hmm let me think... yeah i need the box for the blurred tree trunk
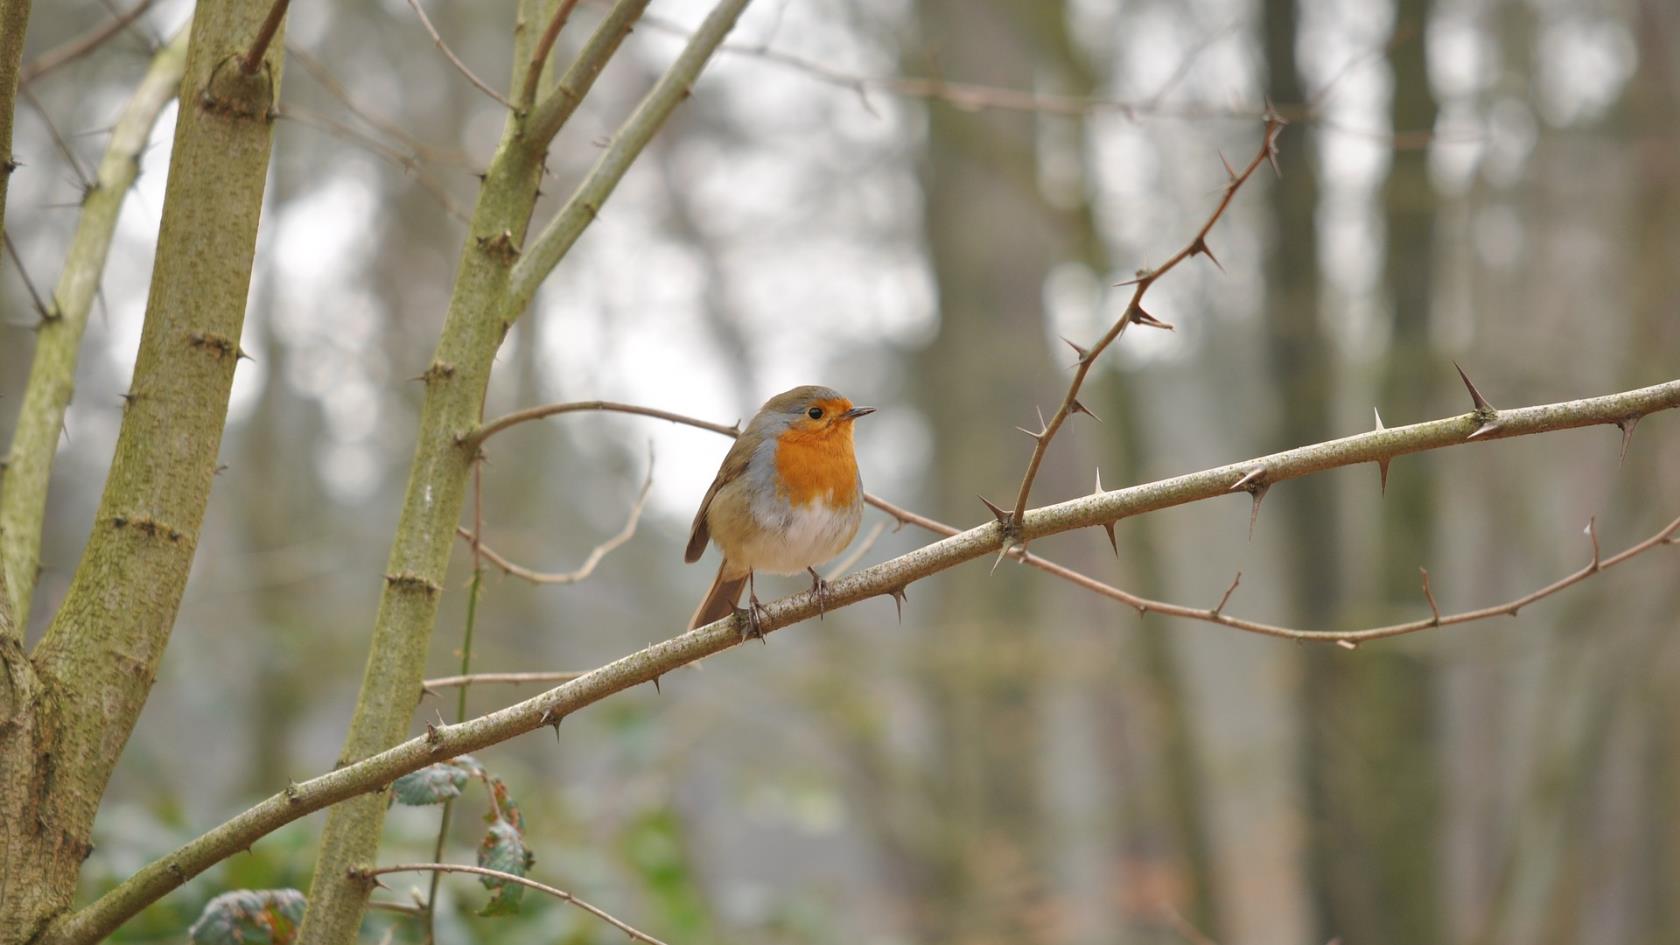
[1357,2,1445,943]
[904,1,1060,939]
[1258,3,1344,942]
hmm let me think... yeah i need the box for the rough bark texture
[0,0,30,250]
[0,26,190,632]
[0,1,283,939]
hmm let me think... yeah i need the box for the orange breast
[774,425,859,507]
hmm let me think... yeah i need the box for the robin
[686,385,875,639]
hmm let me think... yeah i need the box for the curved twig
[362,863,668,945]
[454,445,652,584]
[19,0,158,85]
[402,0,516,110]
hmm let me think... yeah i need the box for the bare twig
[402,0,516,110]
[287,47,477,170]
[19,0,157,85]
[363,864,669,945]
[423,671,585,692]
[520,0,583,106]
[239,0,289,74]
[454,446,652,584]
[1006,113,1285,539]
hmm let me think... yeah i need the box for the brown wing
[685,437,755,563]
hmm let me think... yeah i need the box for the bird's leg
[734,570,770,643]
[807,566,831,620]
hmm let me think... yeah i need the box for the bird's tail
[689,562,747,630]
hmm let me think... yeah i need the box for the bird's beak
[840,405,876,421]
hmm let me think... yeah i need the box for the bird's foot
[734,594,771,643]
[807,567,832,620]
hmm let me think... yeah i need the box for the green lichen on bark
[1,2,284,941]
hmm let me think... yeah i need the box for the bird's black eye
[807,406,824,420]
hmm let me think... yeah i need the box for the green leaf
[188,889,306,945]
[476,818,532,915]
[391,758,473,806]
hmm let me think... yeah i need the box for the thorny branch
[361,864,670,945]
[1002,113,1285,542]
[45,376,1680,943]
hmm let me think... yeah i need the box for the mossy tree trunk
[0,1,284,940]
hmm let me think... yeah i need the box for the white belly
[736,500,860,575]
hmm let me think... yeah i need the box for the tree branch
[519,0,582,107]
[1,24,190,633]
[506,0,755,320]
[360,863,669,945]
[43,376,1679,944]
[1004,111,1284,540]
[524,0,652,147]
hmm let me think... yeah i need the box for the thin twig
[287,47,477,170]
[1006,113,1284,537]
[520,0,583,106]
[19,0,157,85]
[3,232,52,318]
[423,671,585,692]
[402,0,516,110]
[239,0,290,74]
[19,83,92,189]
[365,864,669,945]
[454,446,652,584]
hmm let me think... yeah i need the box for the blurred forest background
[4,0,1679,942]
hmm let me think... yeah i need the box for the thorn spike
[1248,484,1269,539]
[1452,360,1494,412]
[1465,421,1503,440]
[1377,458,1391,495]
[978,494,1012,524]
[1191,236,1224,272]
[1093,468,1105,495]
[1132,307,1174,331]
[1616,415,1640,466]
[1102,521,1118,557]
[1373,407,1385,431]
[1070,398,1102,423]
[1218,149,1237,181]
[1061,335,1090,362]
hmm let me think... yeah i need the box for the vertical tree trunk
[0,0,30,246]
[2,1,284,938]
[904,2,1060,939]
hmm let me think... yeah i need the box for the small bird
[686,386,874,638]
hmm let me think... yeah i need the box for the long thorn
[1453,360,1493,412]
